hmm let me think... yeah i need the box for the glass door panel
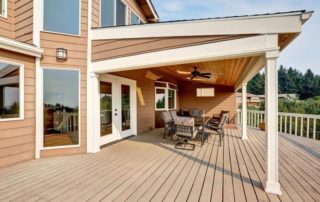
[121,85,130,131]
[100,81,112,137]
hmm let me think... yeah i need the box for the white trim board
[0,36,43,58]
[92,11,311,40]
[91,35,277,74]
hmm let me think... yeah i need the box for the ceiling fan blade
[199,73,212,76]
[177,70,191,75]
[199,75,212,79]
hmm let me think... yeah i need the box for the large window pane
[131,12,140,25]
[0,62,20,119]
[44,0,80,35]
[116,0,126,26]
[43,69,79,147]
[156,88,165,110]
[100,81,112,136]
[101,0,114,27]
[121,85,130,131]
[168,89,175,109]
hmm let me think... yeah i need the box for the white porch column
[87,72,101,153]
[264,50,282,195]
[242,83,248,140]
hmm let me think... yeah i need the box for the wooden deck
[0,128,319,202]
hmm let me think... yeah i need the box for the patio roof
[0,128,319,201]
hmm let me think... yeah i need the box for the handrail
[236,109,320,140]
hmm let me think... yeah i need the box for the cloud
[152,0,320,74]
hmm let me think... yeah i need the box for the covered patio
[0,128,319,201]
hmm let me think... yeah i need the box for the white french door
[99,75,136,146]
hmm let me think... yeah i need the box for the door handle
[115,113,118,116]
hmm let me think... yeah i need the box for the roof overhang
[92,10,312,40]
[137,0,159,22]
[0,36,43,58]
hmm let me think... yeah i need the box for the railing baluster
[313,118,317,140]
[280,115,283,133]
[289,116,292,135]
[300,117,303,137]
[295,116,298,135]
[307,118,310,138]
[284,115,287,134]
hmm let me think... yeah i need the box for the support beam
[87,73,101,153]
[242,83,248,140]
[264,50,282,195]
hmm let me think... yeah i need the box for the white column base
[264,181,282,195]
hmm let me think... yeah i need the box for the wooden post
[264,50,282,195]
[242,83,248,140]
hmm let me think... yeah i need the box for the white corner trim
[92,35,278,74]
[0,36,43,58]
[92,14,304,40]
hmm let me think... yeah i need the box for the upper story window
[43,0,81,35]
[0,0,7,18]
[101,0,127,27]
[131,11,140,25]
[0,61,24,121]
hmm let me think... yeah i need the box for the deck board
[0,128,319,202]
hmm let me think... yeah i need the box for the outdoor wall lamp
[56,48,68,60]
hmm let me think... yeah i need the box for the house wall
[39,0,88,157]
[14,0,34,44]
[0,49,35,169]
[0,0,14,39]
[92,0,148,28]
[112,69,156,134]
[178,81,237,123]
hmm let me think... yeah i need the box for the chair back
[189,109,205,117]
[220,110,229,118]
[162,111,173,124]
[218,113,229,128]
[170,110,178,121]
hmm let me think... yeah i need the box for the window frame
[155,82,177,111]
[40,67,81,150]
[130,10,141,25]
[100,0,128,27]
[0,0,7,18]
[42,0,82,36]
[0,60,24,122]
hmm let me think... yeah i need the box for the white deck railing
[236,109,320,140]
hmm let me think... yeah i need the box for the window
[101,0,127,27]
[43,69,80,148]
[43,0,80,35]
[0,0,6,17]
[196,88,215,97]
[0,61,23,120]
[131,12,140,25]
[155,82,177,111]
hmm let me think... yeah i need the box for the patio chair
[212,110,230,125]
[204,113,229,146]
[161,111,174,139]
[169,110,178,121]
[174,116,198,150]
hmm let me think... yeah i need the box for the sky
[152,0,320,75]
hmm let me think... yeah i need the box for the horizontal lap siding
[14,0,33,44]
[0,0,14,39]
[178,82,237,123]
[92,35,243,62]
[40,0,88,157]
[0,49,35,169]
[92,0,100,28]
[112,69,155,134]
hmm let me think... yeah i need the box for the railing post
[313,119,316,140]
[242,83,248,140]
[264,50,281,195]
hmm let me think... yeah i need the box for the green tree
[299,69,315,99]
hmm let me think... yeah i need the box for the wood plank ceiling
[153,57,254,87]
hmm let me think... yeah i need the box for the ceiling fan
[177,66,212,80]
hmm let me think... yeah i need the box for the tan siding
[92,0,100,28]
[112,69,156,134]
[39,0,88,157]
[92,35,251,61]
[179,81,237,123]
[0,0,14,39]
[13,0,33,44]
[0,49,35,169]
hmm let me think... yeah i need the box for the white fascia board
[0,36,43,58]
[92,14,303,40]
[91,35,278,74]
